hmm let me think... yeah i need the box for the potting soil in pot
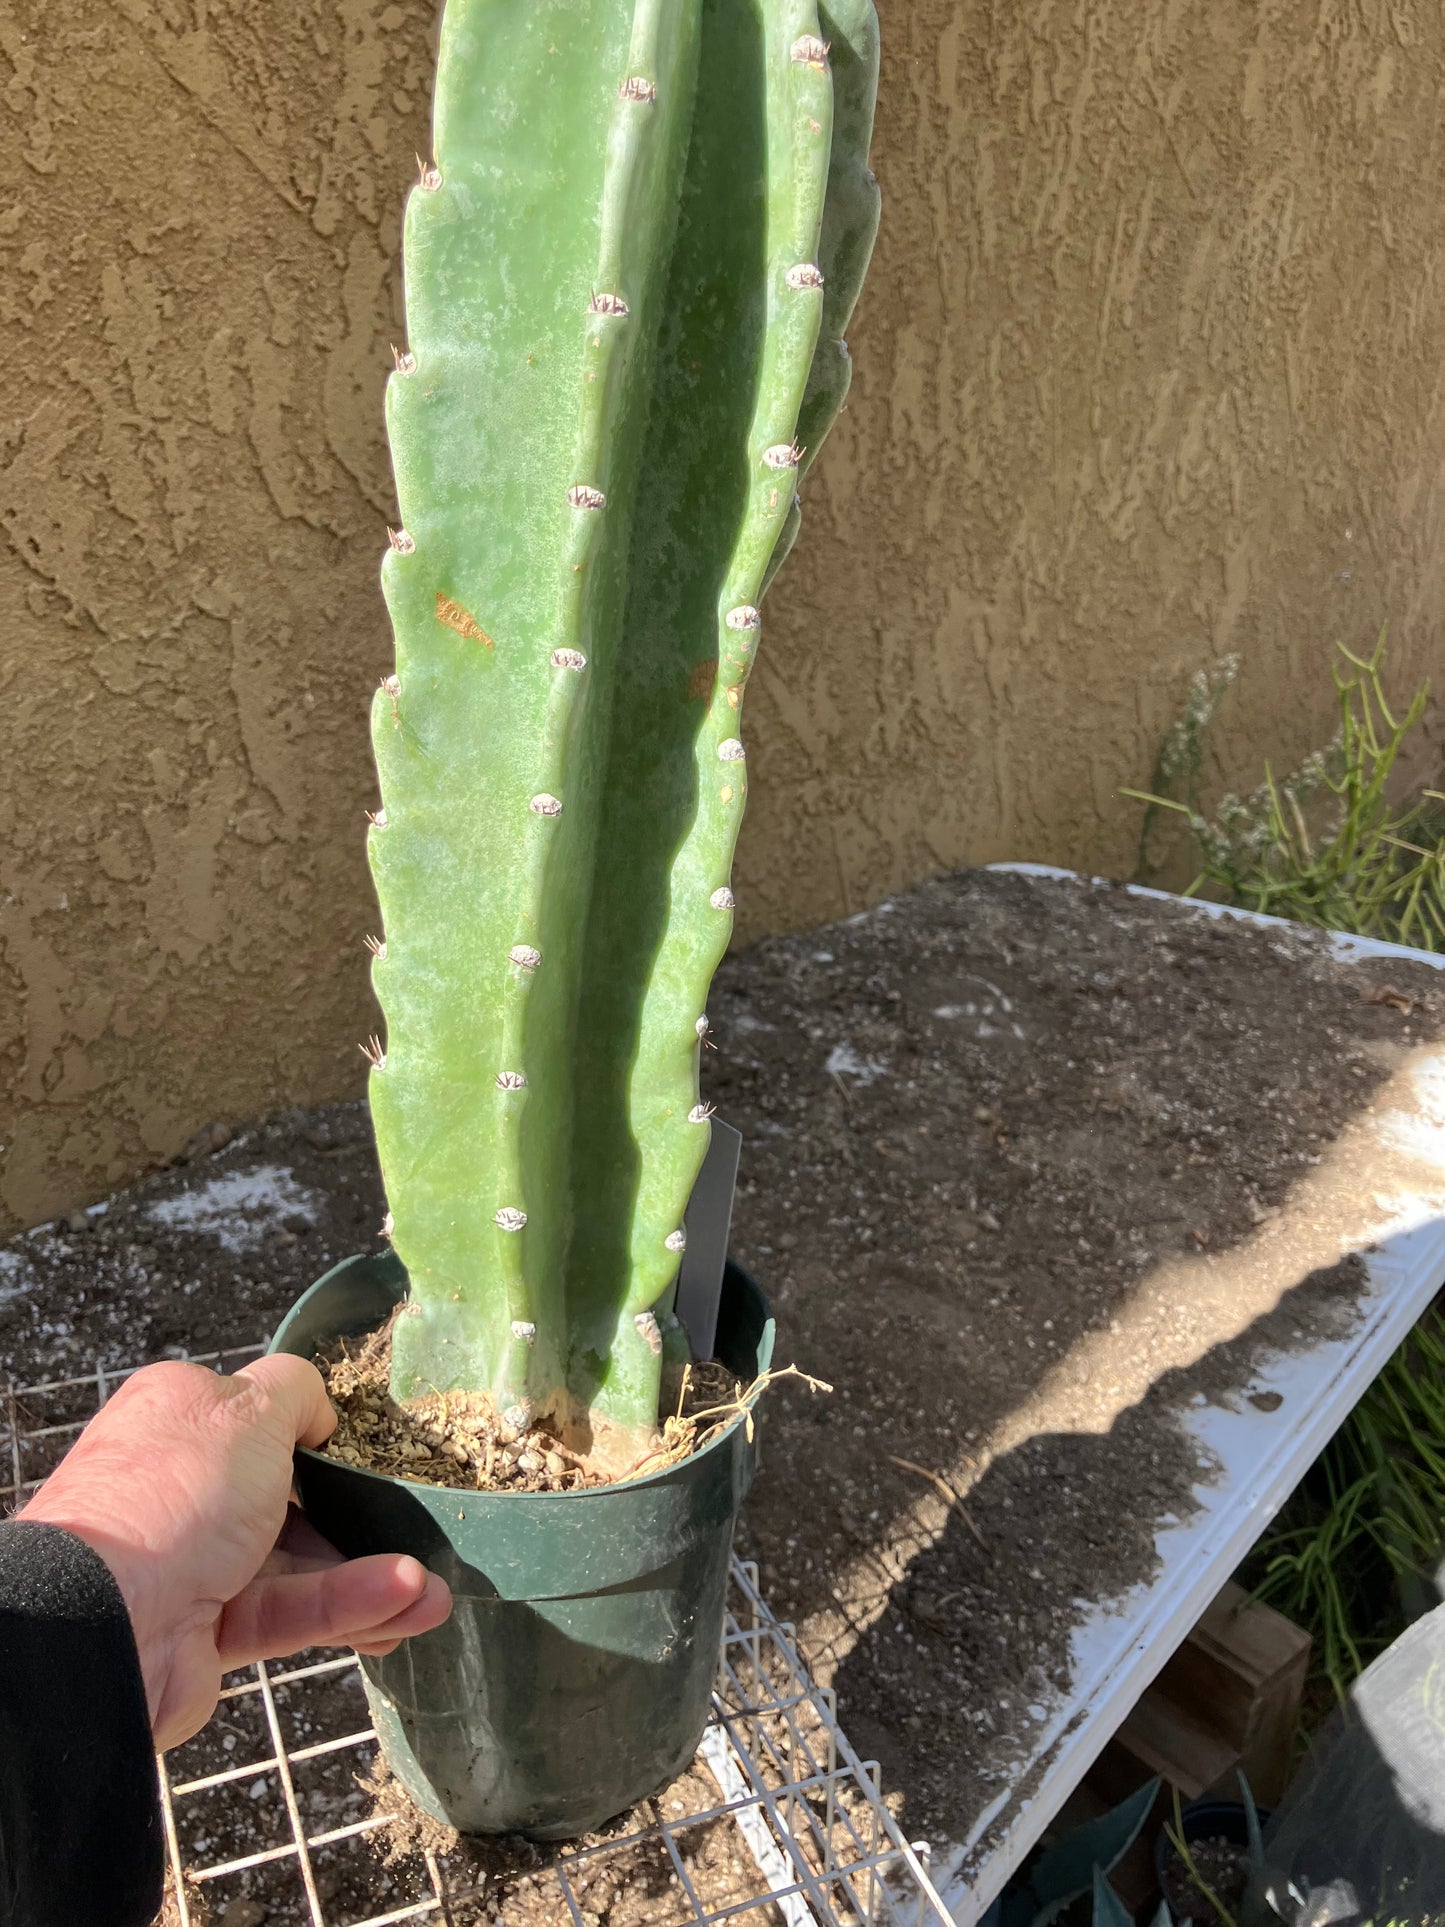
[315,1306,752,1494]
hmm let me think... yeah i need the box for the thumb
[231,1353,337,1451]
[218,1554,450,1667]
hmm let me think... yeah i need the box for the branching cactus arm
[594,1,881,1436]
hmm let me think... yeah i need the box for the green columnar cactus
[368,0,879,1464]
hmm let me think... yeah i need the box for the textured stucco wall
[4,0,1445,1228]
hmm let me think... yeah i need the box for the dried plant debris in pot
[157,1866,215,1927]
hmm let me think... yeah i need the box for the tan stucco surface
[4,0,1444,1228]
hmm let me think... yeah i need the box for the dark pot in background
[1155,1798,1271,1894]
[269,1250,773,1840]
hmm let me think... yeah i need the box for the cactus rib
[763,0,881,597]
[566,0,839,1433]
[488,0,683,1417]
[621,0,835,1331]
[796,0,882,478]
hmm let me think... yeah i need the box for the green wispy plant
[1125,632,1444,951]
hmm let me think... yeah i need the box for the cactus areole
[367,0,879,1468]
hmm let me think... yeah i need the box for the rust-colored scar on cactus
[435,593,494,646]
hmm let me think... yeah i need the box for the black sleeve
[0,1521,163,1927]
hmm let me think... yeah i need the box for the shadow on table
[823,1254,1410,1853]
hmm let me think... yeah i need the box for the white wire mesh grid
[4,1348,954,1927]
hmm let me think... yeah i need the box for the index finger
[234,1353,338,1451]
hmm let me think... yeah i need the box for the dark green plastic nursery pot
[269,1250,774,1840]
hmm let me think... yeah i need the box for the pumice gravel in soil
[319,1311,747,1494]
[323,1328,606,1494]
[5,867,1443,1862]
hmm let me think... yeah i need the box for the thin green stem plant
[1124,630,1444,951]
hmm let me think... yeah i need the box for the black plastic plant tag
[674,1119,742,1361]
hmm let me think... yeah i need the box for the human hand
[19,1355,451,1749]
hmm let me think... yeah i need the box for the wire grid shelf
[4,1348,953,1927]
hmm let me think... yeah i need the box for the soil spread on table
[5,867,1444,1865]
[317,1311,746,1495]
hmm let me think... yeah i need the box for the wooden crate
[1113,1578,1310,1806]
